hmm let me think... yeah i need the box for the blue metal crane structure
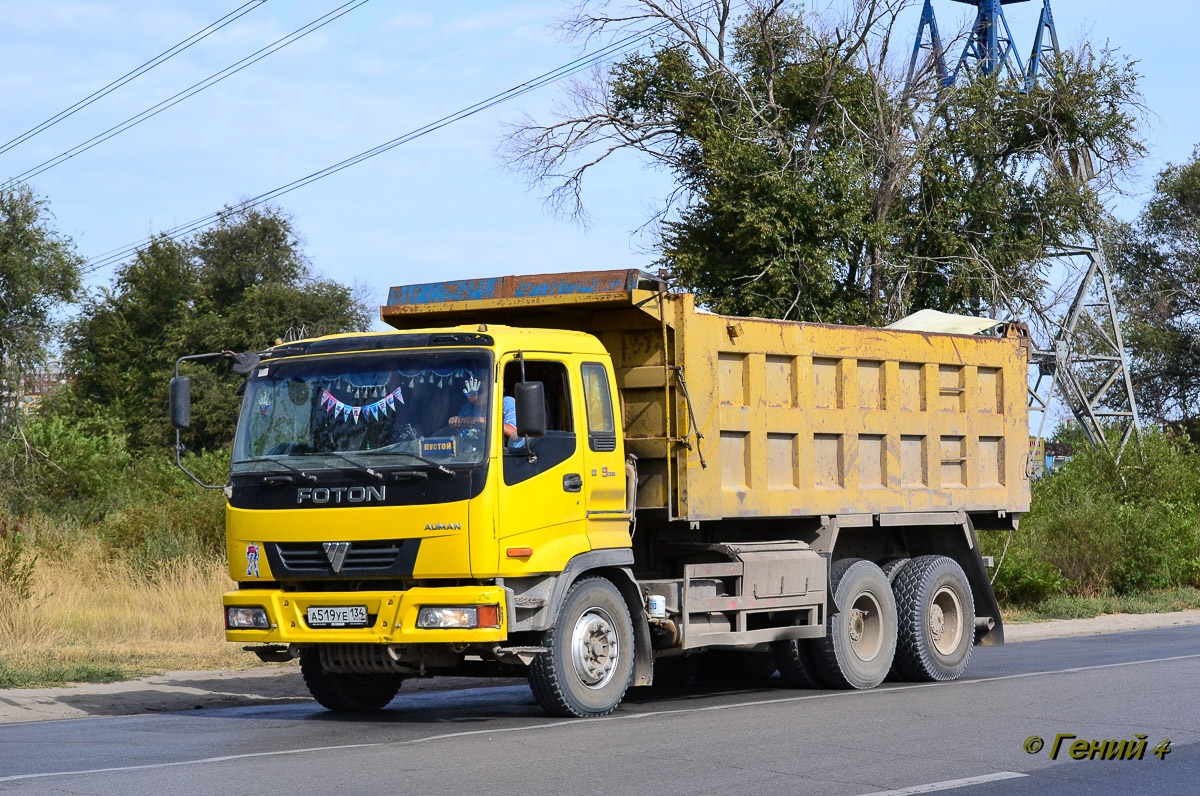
[908,0,1059,90]
[907,0,1142,460]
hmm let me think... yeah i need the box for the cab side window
[581,362,617,452]
[503,359,576,485]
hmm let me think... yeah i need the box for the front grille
[278,542,399,571]
[265,539,421,580]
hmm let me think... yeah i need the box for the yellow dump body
[381,269,1031,524]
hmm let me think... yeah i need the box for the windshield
[231,350,493,476]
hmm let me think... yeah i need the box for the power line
[0,1,268,158]
[6,0,370,188]
[82,13,688,274]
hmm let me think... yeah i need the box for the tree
[57,205,370,452]
[1114,147,1200,433]
[505,0,1144,325]
[0,184,82,425]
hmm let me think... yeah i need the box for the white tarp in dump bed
[885,309,1001,335]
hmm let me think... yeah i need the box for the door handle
[563,473,583,492]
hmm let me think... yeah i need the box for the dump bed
[382,269,1032,524]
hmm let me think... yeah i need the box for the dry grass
[0,543,285,686]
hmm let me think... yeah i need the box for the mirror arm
[174,430,225,490]
[172,351,235,491]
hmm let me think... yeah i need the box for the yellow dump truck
[169,269,1030,717]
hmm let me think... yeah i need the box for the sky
[1,0,1196,332]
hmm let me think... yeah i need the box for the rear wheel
[810,559,897,689]
[893,555,975,682]
[299,649,402,712]
[528,576,634,717]
[773,637,824,688]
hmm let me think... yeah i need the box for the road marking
[2,651,1199,783]
[0,743,385,782]
[856,771,1028,795]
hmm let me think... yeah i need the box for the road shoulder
[2,609,1198,725]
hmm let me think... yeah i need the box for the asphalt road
[1,626,1196,795]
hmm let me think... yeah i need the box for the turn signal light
[506,547,533,558]
[476,604,500,628]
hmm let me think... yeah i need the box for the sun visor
[885,309,1001,335]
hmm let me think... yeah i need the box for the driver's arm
[502,395,518,441]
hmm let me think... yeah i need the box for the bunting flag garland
[321,390,401,425]
[317,375,434,426]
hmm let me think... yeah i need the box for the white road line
[0,742,385,782]
[3,651,1199,783]
[856,771,1029,795]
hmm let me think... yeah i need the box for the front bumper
[224,585,509,645]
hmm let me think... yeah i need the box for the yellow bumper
[224,586,509,645]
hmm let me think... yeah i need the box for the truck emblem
[424,523,462,531]
[297,486,386,504]
[323,542,351,573]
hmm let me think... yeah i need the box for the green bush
[1,414,131,517]
[2,411,230,573]
[97,451,229,573]
[983,431,1200,604]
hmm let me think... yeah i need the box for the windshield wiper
[239,456,317,482]
[321,450,385,480]
[358,449,454,476]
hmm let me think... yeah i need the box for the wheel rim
[847,591,884,662]
[570,606,620,689]
[929,585,963,656]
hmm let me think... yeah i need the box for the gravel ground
[2,609,1197,725]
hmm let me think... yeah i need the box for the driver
[449,376,521,447]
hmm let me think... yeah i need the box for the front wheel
[299,649,402,712]
[528,576,634,717]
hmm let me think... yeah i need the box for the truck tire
[773,638,824,688]
[299,649,402,712]
[892,555,975,682]
[528,576,634,717]
[879,557,911,682]
[879,557,910,584]
[810,558,898,690]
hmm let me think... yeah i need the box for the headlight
[416,605,500,629]
[226,606,270,629]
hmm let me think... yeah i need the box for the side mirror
[514,381,546,438]
[169,376,192,429]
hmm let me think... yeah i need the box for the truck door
[580,361,630,549]
[495,356,589,563]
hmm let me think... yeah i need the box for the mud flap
[960,516,1004,646]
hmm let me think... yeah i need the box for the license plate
[306,605,369,628]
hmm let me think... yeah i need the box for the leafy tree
[1114,147,1200,433]
[56,205,370,452]
[0,184,82,424]
[506,0,1144,325]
